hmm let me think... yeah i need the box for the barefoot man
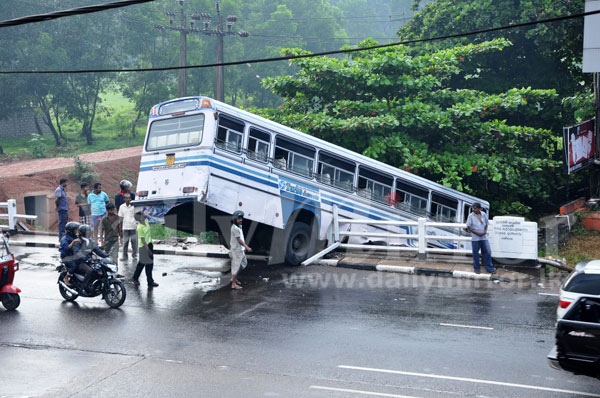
[230,211,252,290]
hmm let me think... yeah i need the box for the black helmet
[232,210,244,221]
[65,222,80,237]
[79,224,91,238]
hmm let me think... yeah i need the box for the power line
[1,8,597,75]
[0,0,155,28]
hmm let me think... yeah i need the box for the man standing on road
[75,183,91,226]
[466,202,495,274]
[115,180,135,211]
[118,193,138,263]
[88,182,109,242]
[99,203,122,266]
[230,211,252,290]
[132,211,158,288]
[55,178,69,240]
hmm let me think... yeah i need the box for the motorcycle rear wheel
[58,273,79,301]
[103,280,126,308]
[1,293,20,311]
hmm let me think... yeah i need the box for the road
[1,246,598,397]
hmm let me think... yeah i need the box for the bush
[29,135,47,158]
[68,156,99,185]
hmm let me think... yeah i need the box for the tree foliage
[259,39,562,216]
[400,0,587,97]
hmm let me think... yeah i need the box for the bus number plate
[166,155,175,166]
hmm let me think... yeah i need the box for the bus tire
[285,222,316,266]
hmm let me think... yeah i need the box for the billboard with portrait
[563,119,596,175]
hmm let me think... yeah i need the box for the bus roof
[148,96,489,207]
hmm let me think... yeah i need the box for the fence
[303,204,472,266]
[0,199,37,231]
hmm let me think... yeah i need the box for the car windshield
[146,113,205,151]
[564,273,600,295]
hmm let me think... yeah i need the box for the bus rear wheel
[285,222,315,266]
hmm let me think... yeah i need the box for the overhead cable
[1,8,597,75]
[0,0,155,28]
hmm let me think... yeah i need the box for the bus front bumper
[132,195,199,225]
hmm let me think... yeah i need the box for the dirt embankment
[0,147,142,231]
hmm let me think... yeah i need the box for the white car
[557,260,600,319]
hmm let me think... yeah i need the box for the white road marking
[439,323,494,330]
[309,385,420,398]
[235,301,268,318]
[538,293,560,297]
[338,365,600,397]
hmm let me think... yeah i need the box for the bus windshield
[146,113,205,151]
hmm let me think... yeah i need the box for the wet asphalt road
[1,246,598,398]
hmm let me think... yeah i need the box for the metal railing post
[7,199,17,230]
[333,204,340,242]
[417,217,427,260]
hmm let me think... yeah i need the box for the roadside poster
[563,119,596,175]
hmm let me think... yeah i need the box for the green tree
[0,1,124,145]
[259,39,562,216]
[399,0,587,98]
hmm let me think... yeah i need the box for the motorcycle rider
[59,222,81,286]
[58,222,93,294]
[75,224,109,258]
[71,224,109,294]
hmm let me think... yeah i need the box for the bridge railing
[303,204,471,266]
[0,199,37,232]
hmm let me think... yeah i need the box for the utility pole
[154,0,195,97]
[192,2,249,102]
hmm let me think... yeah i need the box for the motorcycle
[56,254,126,308]
[0,232,21,311]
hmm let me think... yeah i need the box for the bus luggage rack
[302,204,472,266]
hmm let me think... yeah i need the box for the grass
[0,90,146,161]
[559,224,600,266]
[148,224,219,244]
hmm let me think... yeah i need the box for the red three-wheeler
[0,232,21,311]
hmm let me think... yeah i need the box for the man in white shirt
[118,193,138,262]
[466,202,495,274]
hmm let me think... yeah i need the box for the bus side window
[357,166,393,203]
[217,115,244,153]
[274,136,315,178]
[395,179,428,216]
[317,152,355,191]
[247,127,270,163]
[430,193,458,222]
[463,203,472,223]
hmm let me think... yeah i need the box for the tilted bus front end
[133,97,227,234]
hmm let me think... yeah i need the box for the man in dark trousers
[115,180,135,211]
[466,202,496,274]
[55,177,69,240]
[132,211,158,288]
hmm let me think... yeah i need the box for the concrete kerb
[317,259,512,283]
[9,239,513,282]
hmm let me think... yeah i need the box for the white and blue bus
[133,96,489,265]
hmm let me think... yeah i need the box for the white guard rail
[0,199,37,231]
[303,204,471,266]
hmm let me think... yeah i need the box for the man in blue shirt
[55,177,69,240]
[87,182,109,242]
[466,202,495,274]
